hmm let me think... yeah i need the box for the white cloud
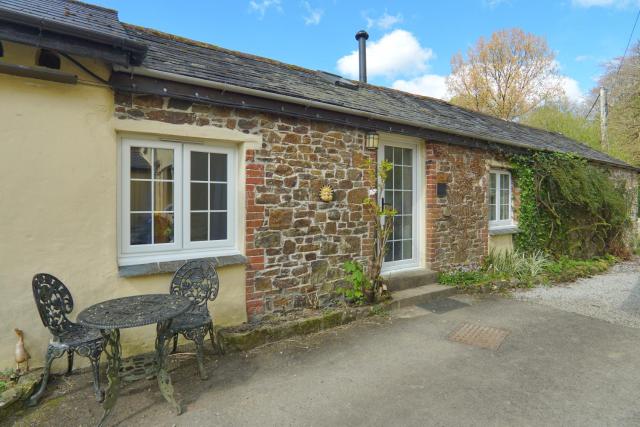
[336,30,434,79]
[302,2,323,25]
[558,76,586,104]
[484,0,509,7]
[392,75,450,100]
[575,55,592,62]
[249,0,282,18]
[366,12,403,30]
[572,0,638,7]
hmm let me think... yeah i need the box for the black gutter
[0,8,147,64]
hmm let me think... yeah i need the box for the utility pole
[600,87,609,152]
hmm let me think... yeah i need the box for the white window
[489,170,513,229]
[119,138,237,265]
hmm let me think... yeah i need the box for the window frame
[488,170,513,230]
[118,137,237,266]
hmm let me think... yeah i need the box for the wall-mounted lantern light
[365,131,379,151]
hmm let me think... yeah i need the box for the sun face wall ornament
[319,185,334,202]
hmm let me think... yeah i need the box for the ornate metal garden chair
[28,273,104,406]
[169,259,224,380]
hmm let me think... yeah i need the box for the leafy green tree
[521,104,600,150]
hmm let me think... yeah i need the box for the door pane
[383,145,415,263]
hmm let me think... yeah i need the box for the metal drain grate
[448,322,509,350]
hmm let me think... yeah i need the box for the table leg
[98,329,121,427]
[155,319,182,415]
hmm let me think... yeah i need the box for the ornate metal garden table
[77,294,192,427]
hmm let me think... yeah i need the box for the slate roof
[0,0,144,52]
[123,24,635,171]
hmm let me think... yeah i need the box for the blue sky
[92,0,639,104]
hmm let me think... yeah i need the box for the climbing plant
[510,152,633,259]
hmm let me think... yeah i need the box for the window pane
[402,217,412,240]
[394,191,402,214]
[210,212,227,240]
[154,213,174,244]
[210,153,227,181]
[154,148,174,180]
[130,213,151,245]
[402,240,413,259]
[191,183,208,210]
[500,174,510,220]
[402,192,412,214]
[191,151,208,181]
[394,147,403,164]
[393,166,403,189]
[402,148,412,166]
[384,241,393,262]
[489,173,497,221]
[384,145,393,162]
[210,183,227,210]
[402,166,412,190]
[393,241,402,260]
[130,181,151,211]
[393,216,402,240]
[191,213,208,241]
[154,182,173,212]
[130,147,151,179]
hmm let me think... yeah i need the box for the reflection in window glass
[189,151,228,242]
[129,146,174,245]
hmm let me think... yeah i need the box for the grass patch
[438,250,617,293]
[0,380,6,394]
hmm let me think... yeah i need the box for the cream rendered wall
[0,42,246,369]
[488,234,514,253]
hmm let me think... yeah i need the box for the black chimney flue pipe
[355,30,369,83]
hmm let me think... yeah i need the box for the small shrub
[338,261,371,305]
[0,380,6,394]
[484,249,549,282]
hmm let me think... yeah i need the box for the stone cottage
[0,0,637,367]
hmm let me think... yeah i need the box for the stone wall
[426,142,492,271]
[115,93,375,320]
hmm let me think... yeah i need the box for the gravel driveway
[515,257,640,328]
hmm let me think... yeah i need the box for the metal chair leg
[172,334,178,354]
[28,345,64,406]
[194,334,208,380]
[209,322,225,355]
[66,351,74,375]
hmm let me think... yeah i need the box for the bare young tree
[447,28,563,121]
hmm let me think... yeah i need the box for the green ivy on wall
[510,152,633,259]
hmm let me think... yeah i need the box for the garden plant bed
[438,254,618,294]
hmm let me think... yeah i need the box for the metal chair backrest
[169,260,219,314]
[32,273,75,336]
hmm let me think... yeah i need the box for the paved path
[9,290,640,427]
[515,258,640,328]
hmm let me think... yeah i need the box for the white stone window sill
[489,225,519,236]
